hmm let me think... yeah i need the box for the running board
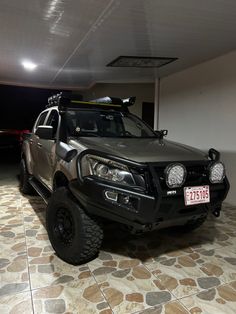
[29,177,51,204]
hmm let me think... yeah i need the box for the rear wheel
[46,187,103,265]
[19,159,35,194]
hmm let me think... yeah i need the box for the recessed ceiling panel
[0,0,236,88]
[107,56,178,68]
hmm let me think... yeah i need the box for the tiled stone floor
[0,182,236,313]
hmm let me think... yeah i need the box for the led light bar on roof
[107,56,178,68]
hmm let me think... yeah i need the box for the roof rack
[47,92,136,111]
[47,92,82,108]
[90,96,136,107]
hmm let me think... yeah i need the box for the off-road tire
[46,187,103,265]
[19,159,35,195]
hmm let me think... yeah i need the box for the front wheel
[46,187,103,265]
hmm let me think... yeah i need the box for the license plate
[184,185,210,206]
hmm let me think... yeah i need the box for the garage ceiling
[1,0,236,89]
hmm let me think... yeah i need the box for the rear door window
[34,111,48,131]
[46,110,59,138]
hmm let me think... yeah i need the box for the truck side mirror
[35,126,54,140]
[155,129,168,138]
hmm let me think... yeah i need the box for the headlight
[209,162,225,183]
[165,163,186,188]
[80,154,136,185]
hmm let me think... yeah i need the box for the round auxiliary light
[209,162,225,183]
[165,163,187,188]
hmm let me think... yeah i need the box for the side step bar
[29,177,51,204]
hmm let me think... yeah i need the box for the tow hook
[213,209,220,217]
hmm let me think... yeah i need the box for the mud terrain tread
[46,187,103,265]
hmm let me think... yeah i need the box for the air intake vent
[107,56,178,68]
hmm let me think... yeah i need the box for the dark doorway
[0,85,65,171]
[142,102,154,129]
[0,85,62,130]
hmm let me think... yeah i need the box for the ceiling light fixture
[22,60,38,71]
[107,56,178,68]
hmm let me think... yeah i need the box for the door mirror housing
[155,129,168,139]
[35,126,54,140]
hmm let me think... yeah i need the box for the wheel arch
[21,141,33,174]
[21,152,31,173]
[53,171,69,191]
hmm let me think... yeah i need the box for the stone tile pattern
[0,183,236,313]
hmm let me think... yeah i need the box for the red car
[0,129,29,151]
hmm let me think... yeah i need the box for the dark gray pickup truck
[20,93,229,265]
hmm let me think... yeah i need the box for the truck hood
[70,137,207,163]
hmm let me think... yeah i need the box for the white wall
[82,83,154,117]
[159,50,236,205]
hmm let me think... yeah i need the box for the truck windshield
[66,110,157,138]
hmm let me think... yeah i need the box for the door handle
[37,143,42,148]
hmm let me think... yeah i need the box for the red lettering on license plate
[184,186,210,206]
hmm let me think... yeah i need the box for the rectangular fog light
[104,190,118,202]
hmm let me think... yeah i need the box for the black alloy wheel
[54,207,75,246]
[46,187,103,265]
